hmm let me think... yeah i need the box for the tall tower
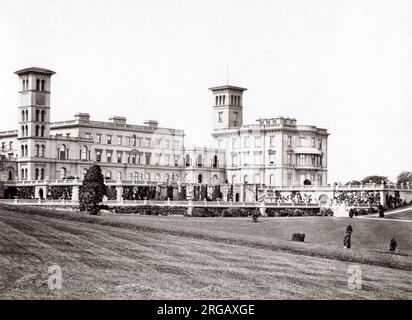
[15,67,55,181]
[209,85,247,130]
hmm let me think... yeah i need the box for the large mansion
[0,67,329,188]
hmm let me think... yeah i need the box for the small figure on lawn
[344,225,353,249]
[389,239,397,253]
[252,212,259,222]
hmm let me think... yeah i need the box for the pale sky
[0,0,411,183]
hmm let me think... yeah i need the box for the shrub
[291,233,305,242]
[112,206,186,215]
[367,207,375,215]
[105,186,117,201]
[49,186,73,200]
[17,186,35,199]
[348,208,355,218]
[358,208,367,216]
[320,208,334,216]
[79,165,106,215]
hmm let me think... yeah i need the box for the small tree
[79,165,106,215]
[361,175,389,185]
[397,171,412,186]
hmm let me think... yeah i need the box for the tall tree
[397,171,412,185]
[79,165,106,215]
[361,175,389,184]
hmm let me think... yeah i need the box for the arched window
[36,110,40,122]
[185,154,191,166]
[21,145,24,157]
[21,168,24,180]
[59,167,67,179]
[244,175,248,184]
[41,126,45,137]
[35,168,39,180]
[59,145,66,160]
[106,171,112,180]
[35,125,40,137]
[222,95,226,105]
[117,172,122,181]
[36,79,41,91]
[81,146,88,160]
[139,173,143,181]
[21,126,24,136]
[213,155,218,168]
[165,173,170,182]
[215,96,218,105]
[35,144,40,157]
[155,173,160,182]
[145,173,150,181]
[41,110,45,122]
[8,170,13,181]
[134,172,138,181]
[25,125,28,136]
[230,95,233,105]
[129,173,133,180]
[22,110,25,122]
[198,174,203,184]
[175,174,180,182]
[219,95,222,105]
[40,168,45,180]
[213,175,219,184]
[41,145,45,157]
[82,168,88,179]
[24,145,28,157]
[197,154,202,167]
[41,80,45,91]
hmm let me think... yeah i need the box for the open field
[0,207,411,299]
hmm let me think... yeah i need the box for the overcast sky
[0,0,411,183]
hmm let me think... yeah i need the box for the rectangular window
[287,154,292,165]
[96,151,101,162]
[318,140,323,150]
[96,134,101,143]
[9,141,13,150]
[218,112,223,123]
[132,154,136,164]
[86,133,91,139]
[117,152,122,163]
[232,138,237,149]
[145,138,151,147]
[269,153,275,164]
[155,153,161,165]
[118,136,123,145]
[145,153,151,165]
[270,136,275,147]
[254,137,261,148]
[173,140,179,150]
[312,138,316,147]
[107,152,112,163]
[287,174,292,186]
[126,137,130,146]
[287,136,292,147]
[155,139,161,148]
[243,136,249,148]
[165,140,170,149]
[107,135,112,145]
[1,142,5,151]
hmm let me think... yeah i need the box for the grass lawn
[0,207,411,299]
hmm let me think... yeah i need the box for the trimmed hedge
[266,207,323,217]
[191,207,260,217]
[112,205,187,216]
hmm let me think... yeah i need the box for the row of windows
[22,78,47,91]
[89,134,181,150]
[21,109,46,122]
[215,95,241,106]
[20,125,47,137]
[1,141,13,152]
[220,136,324,150]
[185,154,219,167]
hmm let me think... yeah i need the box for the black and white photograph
[0,0,411,310]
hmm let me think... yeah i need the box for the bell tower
[209,85,247,130]
[15,67,55,180]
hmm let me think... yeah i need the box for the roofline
[208,85,247,92]
[14,67,56,76]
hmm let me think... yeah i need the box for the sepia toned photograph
[0,0,411,308]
